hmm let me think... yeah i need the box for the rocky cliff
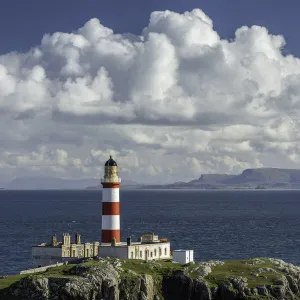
[2,257,300,300]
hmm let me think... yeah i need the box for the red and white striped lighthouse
[101,156,121,244]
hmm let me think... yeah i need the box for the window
[150,252,153,258]
[164,248,167,255]
[154,249,157,257]
[140,251,142,258]
[72,250,75,257]
[159,248,162,256]
[131,252,134,259]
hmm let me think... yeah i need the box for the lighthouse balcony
[101,177,121,184]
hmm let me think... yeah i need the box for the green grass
[205,258,282,288]
[0,275,26,300]
[37,263,77,278]
[0,275,25,291]
[120,259,181,276]
[94,258,184,292]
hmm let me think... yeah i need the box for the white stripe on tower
[102,215,120,230]
[102,188,120,202]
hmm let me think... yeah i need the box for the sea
[1,189,300,275]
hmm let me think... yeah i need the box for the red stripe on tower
[101,156,121,244]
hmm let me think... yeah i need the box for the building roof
[99,241,170,248]
[32,241,99,248]
[105,156,117,166]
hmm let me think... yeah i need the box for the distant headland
[88,167,300,190]
[138,168,300,190]
[2,168,300,190]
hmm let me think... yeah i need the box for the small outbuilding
[172,249,194,264]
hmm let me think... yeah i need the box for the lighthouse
[98,155,171,261]
[101,156,121,244]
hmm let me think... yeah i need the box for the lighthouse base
[101,230,120,244]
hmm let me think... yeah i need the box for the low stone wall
[20,263,64,275]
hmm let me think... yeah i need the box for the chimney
[75,232,81,245]
[62,233,66,245]
[51,234,57,246]
[62,233,70,246]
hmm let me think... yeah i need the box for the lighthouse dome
[105,156,117,166]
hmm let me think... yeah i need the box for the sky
[1,0,300,183]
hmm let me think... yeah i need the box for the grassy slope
[0,258,297,299]
[203,258,282,288]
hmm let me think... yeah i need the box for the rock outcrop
[2,258,300,299]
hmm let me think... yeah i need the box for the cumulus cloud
[0,8,300,183]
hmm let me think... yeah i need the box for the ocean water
[1,189,300,275]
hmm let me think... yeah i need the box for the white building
[172,250,194,264]
[99,233,171,261]
[32,233,99,267]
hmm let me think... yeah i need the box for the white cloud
[0,8,300,183]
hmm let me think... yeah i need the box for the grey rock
[286,275,299,293]
[251,287,258,296]
[140,274,154,300]
[193,279,212,300]
[197,266,212,277]
[139,291,147,300]
[218,281,238,300]
[231,276,248,291]
[257,285,269,296]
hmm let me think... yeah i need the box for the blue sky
[0,0,298,55]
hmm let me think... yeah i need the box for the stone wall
[99,245,128,259]
[20,263,64,275]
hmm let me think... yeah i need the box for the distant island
[3,168,300,190]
